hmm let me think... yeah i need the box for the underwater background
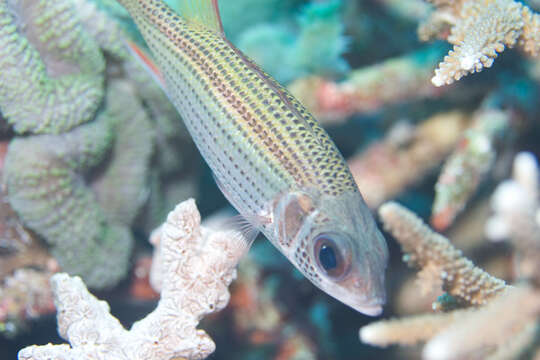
[1,0,540,359]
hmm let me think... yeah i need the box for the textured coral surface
[18,199,247,360]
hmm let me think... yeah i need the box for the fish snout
[352,269,386,316]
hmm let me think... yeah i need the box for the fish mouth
[354,303,383,316]
[341,298,385,316]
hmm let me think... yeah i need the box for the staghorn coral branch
[487,321,539,360]
[423,286,540,360]
[521,6,540,57]
[426,0,540,86]
[348,112,468,208]
[362,201,540,359]
[379,201,507,306]
[360,309,471,347]
[18,199,248,360]
[431,107,510,230]
[486,152,540,285]
[0,0,105,134]
[288,45,447,123]
[360,285,540,360]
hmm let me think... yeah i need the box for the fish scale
[118,0,389,316]
[122,0,358,219]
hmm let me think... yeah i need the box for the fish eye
[314,233,351,279]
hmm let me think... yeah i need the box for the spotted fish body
[118,0,388,315]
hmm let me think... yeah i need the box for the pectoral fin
[212,172,272,251]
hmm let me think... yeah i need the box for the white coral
[426,0,540,86]
[18,199,248,360]
[431,0,524,86]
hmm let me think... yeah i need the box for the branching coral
[421,0,540,86]
[0,0,105,134]
[289,45,447,123]
[348,111,468,208]
[431,107,510,230]
[360,202,540,359]
[361,285,540,360]
[486,152,540,285]
[18,199,248,360]
[378,202,507,306]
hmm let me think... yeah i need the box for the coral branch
[361,285,540,360]
[431,107,510,230]
[424,0,540,86]
[0,0,105,134]
[423,286,540,360]
[360,309,469,347]
[289,46,447,123]
[379,201,507,306]
[486,152,540,285]
[362,201,540,359]
[18,199,247,360]
[348,112,468,208]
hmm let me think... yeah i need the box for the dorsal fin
[176,0,224,34]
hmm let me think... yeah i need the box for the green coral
[91,80,154,226]
[292,0,349,76]
[122,57,190,175]
[74,0,129,59]
[3,80,155,288]
[234,0,348,84]
[217,0,305,41]
[0,0,105,134]
[3,110,133,288]
[0,0,160,287]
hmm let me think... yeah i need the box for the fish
[117,0,388,316]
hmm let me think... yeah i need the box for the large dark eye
[314,233,350,279]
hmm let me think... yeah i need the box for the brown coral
[348,112,468,208]
[361,201,540,359]
[422,0,540,86]
[379,201,507,306]
[361,285,540,360]
[288,46,447,123]
[431,107,510,230]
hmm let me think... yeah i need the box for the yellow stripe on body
[126,0,359,219]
